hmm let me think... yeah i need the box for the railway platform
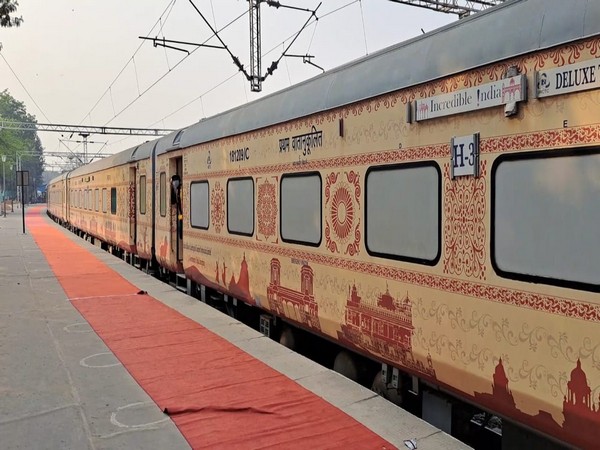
[0,205,471,450]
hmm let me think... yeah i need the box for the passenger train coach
[48,0,600,448]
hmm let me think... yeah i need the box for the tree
[0,90,44,202]
[0,0,22,28]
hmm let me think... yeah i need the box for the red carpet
[27,206,395,449]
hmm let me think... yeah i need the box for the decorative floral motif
[325,171,361,255]
[116,184,128,218]
[443,161,487,279]
[331,187,354,239]
[181,181,189,224]
[210,182,225,233]
[128,182,135,219]
[256,177,277,242]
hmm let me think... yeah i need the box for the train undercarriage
[51,214,567,450]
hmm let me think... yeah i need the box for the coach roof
[178,0,600,149]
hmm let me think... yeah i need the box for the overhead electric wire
[150,0,362,129]
[209,0,218,29]
[78,0,178,125]
[103,0,364,150]
[0,52,51,123]
[102,7,248,127]
[359,0,369,54]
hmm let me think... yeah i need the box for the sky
[0,0,457,171]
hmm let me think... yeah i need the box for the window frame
[159,172,166,217]
[491,147,600,293]
[139,175,147,215]
[364,161,442,266]
[110,187,117,215]
[279,171,322,247]
[102,188,107,213]
[226,176,255,237]
[190,180,210,230]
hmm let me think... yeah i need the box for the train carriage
[46,172,68,225]
[48,0,600,448]
[132,140,156,262]
[153,132,186,274]
[67,149,139,252]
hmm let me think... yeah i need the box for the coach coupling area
[0,206,470,450]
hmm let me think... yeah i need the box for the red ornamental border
[186,124,600,182]
[189,233,600,323]
[482,125,600,153]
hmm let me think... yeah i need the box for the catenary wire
[77,0,178,125]
[104,0,362,150]
[0,52,51,123]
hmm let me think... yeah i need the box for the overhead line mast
[144,0,321,93]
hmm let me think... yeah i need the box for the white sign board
[536,59,600,98]
[415,75,526,121]
[451,133,480,178]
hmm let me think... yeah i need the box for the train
[47,0,600,448]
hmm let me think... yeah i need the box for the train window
[102,188,107,213]
[492,149,600,292]
[110,187,117,215]
[365,162,440,265]
[139,176,146,215]
[280,172,322,246]
[227,177,254,236]
[94,189,99,212]
[160,172,166,217]
[190,181,209,229]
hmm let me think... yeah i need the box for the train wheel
[371,371,403,406]
[279,327,296,350]
[333,351,359,382]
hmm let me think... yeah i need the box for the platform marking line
[0,403,80,425]
[79,352,123,368]
[63,322,92,333]
[45,323,98,450]
[110,401,170,429]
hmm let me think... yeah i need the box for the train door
[170,157,183,262]
[65,172,71,225]
[64,183,69,224]
[129,167,136,244]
